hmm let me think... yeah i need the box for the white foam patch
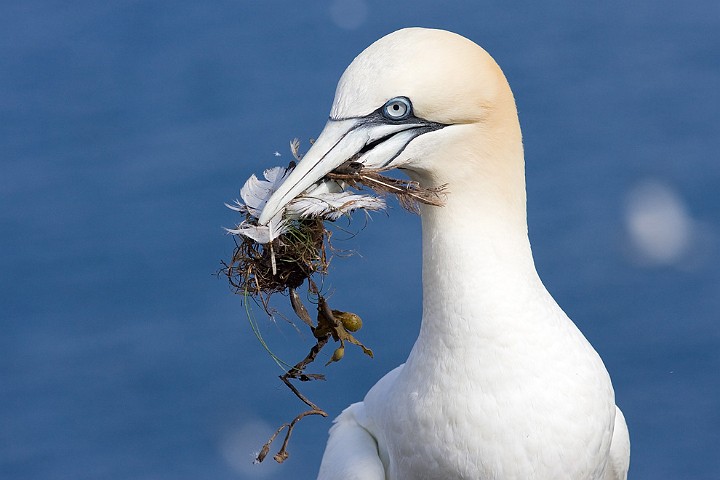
[219,419,280,477]
[329,0,368,30]
[623,179,708,268]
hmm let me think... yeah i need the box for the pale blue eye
[382,97,412,120]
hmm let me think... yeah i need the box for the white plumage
[227,165,384,243]
[258,28,630,480]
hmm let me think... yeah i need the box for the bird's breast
[363,319,616,479]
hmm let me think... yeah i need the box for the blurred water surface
[2,1,719,479]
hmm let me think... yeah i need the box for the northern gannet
[258,27,630,480]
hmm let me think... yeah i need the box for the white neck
[404,125,552,370]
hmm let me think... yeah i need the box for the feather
[225,217,289,244]
[239,166,293,217]
[227,164,385,243]
[288,192,385,220]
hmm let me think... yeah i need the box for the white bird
[258,27,630,480]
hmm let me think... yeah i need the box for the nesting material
[223,140,446,464]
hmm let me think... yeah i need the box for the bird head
[258,27,523,226]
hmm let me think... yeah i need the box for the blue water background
[2,1,719,479]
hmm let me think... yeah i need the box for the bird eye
[382,97,412,120]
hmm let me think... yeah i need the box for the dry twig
[328,161,447,213]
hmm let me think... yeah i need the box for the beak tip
[255,119,368,227]
[258,192,289,226]
[257,206,276,226]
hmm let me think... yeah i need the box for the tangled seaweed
[223,141,447,464]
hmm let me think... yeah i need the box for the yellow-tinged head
[259,28,524,226]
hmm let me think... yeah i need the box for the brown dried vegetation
[223,145,446,464]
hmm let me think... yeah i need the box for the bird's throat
[411,180,544,361]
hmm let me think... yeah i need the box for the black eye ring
[382,97,412,120]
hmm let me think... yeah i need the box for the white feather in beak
[226,163,385,244]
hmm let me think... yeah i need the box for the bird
[258,27,630,480]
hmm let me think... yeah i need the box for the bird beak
[258,117,443,225]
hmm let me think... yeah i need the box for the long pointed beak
[258,117,442,225]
